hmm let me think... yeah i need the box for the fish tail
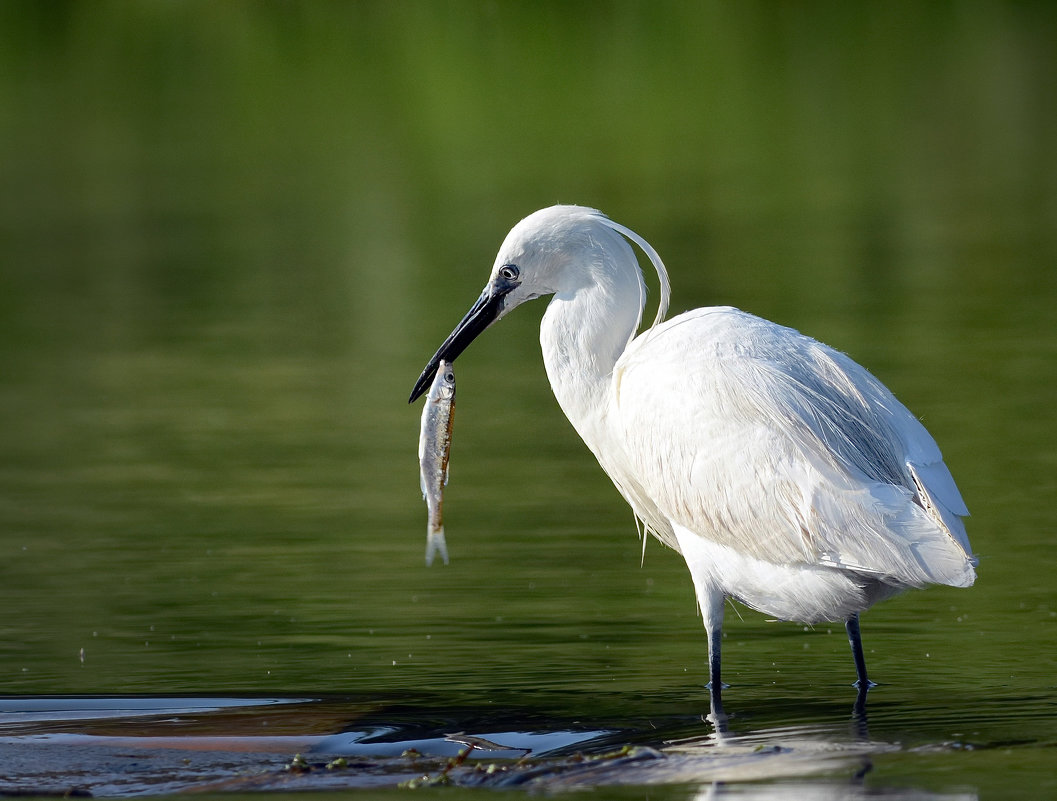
[426,525,449,567]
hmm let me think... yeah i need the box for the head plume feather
[596,214,671,332]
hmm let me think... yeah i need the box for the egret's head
[486,205,612,308]
[409,205,669,403]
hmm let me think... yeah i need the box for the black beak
[408,282,512,403]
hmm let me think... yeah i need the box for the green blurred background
[0,0,1054,743]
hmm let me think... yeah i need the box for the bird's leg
[675,528,729,727]
[845,614,876,693]
[702,591,727,726]
[706,620,723,694]
[706,623,727,727]
[701,591,726,690]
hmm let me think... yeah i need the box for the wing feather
[610,307,975,588]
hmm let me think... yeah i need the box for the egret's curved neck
[539,254,644,451]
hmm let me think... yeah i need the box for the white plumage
[410,205,976,706]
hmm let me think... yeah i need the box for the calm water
[1,2,1056,798]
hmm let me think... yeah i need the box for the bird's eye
[498,264,520,281]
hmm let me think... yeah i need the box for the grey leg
[700,591,727,726]
[706,617,727,727]
[845,613,876,691]
[706,620,723,693]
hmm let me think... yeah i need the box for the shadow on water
[0,693,987,797]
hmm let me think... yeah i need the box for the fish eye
[498,264,520,281]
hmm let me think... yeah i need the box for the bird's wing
[611,308,974,589]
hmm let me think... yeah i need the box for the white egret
[409,205,976,707]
